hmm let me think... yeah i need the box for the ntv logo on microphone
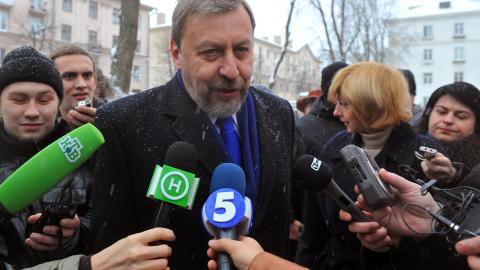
[146,165,200,209]
[58,135,84,163]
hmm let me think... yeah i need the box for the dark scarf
[175,71,261,203]
[0,120,68,161]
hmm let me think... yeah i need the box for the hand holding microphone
[339,169,440,252]
[353,169,439,237]
[90,228,175,270]
[207,237,263,270]
[202,163,253,270]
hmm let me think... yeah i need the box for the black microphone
[294,155,371,222]
[146,141,200,229]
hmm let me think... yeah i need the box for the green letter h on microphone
[146,165,200,209]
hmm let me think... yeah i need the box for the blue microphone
[202,163,252,270]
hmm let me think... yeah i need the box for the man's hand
[25,213,80,251]
[289,220,304,241]
[91,228,175,270]
[207,236,264,270]
[421,152,457,184]
[355,169,439,238]
[456,236,480,270]
[66,106,97,127]
[339,210,401,252]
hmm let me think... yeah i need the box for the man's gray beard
[187,87,248,118]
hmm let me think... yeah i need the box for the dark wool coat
[292,98,345,222]
[294,97,345,159]
[0,121,92,269]
[89,77,294,269]
[296,122,469,270]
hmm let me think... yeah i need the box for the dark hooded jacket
[294,97,345,158]
[292,97,345,222]
[0,120,92,269]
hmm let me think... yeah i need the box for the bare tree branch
[311,0,335,61]
[268,0,296,89]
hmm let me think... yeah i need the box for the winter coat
[292,98,345,222]
[296,122,469,270]
[294,97,345,159]
[21,255,83,270]
[438,133,480,188]
[0,121,92,269]
[89,77,294,269]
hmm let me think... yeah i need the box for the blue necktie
[217,116,242,166]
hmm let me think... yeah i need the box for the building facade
[252,38,322,101]
[149,18,322,102]
[387,0,480,104]
[0,0,152,91]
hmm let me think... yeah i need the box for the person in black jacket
[0,46,91,269]
[291,62,348,257]
[294,62,348,158]
[89,1,294,269]
[295,62,466,269]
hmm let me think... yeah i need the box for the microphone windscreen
[164,141,199,172]
[0,123,104,215]
[210,163,246,195]
[294,154,333,191]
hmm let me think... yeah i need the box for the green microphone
[0,123,104,215]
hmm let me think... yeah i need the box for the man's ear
[170,40,181,69]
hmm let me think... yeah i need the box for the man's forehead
[3,83,55,96]
[54,54,94,70]
[181,7,254,43]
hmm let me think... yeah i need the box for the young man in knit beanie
[0,45,91,269]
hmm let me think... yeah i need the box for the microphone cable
[399,164,480,242]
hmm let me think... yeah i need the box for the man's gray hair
[171,0,256,48]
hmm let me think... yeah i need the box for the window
[112,8,121,24]
[30,17,44,38]
[135,40,140,53]
[423,49,432,61]
[439,1,451,9]
[454,23,464,37]
[31,0,43,10]
[88,30,97,44]
[0,11,7,31]
[61,24,71,41]
[423,73,433,84]
[62,0,72,12]
[89,1,98,19]
[132,65,140,81]
[0,48,5,65]
[454,47,464,61]
[423,25,433,39]
[454,72,463,82]
[112,35,119,48]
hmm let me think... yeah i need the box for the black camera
[25,204,76,238]
[340,144,395,209]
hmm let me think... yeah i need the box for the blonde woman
[295,62,455,270]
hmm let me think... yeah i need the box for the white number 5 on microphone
[213,191,236,222]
